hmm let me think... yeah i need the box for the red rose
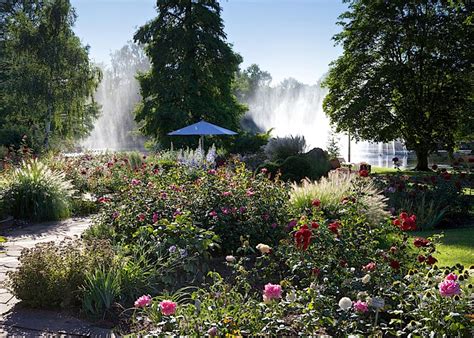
[311,199,321,207]
[328,221,341,234]
[417,255,425,263]
[311,221,320,229]
[294,225,312,250]
[426,255,438,265]
[390,259,400,270]
[359,169,369,177]
[413,237,430,248]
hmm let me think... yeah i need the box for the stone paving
[0,217,114,336]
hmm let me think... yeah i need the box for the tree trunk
[43,104,52,150]
[414,149,429,171]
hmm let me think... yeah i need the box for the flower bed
[5,153,472,335]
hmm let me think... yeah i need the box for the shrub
[8,240,115,309]
[1,159,74,221]
[229,131,270,155]
[290,171,389,225]
[92,161,289,254]
[279,155,313,182]
[264,135,306,161]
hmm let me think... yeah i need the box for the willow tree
[323,0,473,170]
[133,0,246,147]
[1,0,101,150]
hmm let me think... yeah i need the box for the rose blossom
[361,274,371,284]
[256,243,271,254]
[159,300,177,315]
[131,178,141,186]
[311,199,321,207]
[226,255,236,263]
[438,279,461,297]
[207,327,218,336]
[338,297,352,310]
[413,237,430,248]
[362,262,376,272]
[134,294,152,308]
[353,300,369,313]
[263,283,282,302]
[445,273,458,281]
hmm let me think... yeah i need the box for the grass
[411,227,474,268]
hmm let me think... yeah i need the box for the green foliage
[228,130,271,155]
[234,64,272,102]
[1,0,101,152]
[279,155,312,182]
[82,268,121,319]
[323,0,474,170]
[133,0,247,148]
[8,239,115,309]
[264,135,306,161]
[326,126,341,159]
[1,159,73,221]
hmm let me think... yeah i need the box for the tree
[234,64,272,102]
[323,0,473,170]
[133,0,246,148]
[1,0,101,151]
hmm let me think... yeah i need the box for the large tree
[323,0,473,170]
[133,0,246,148]
[1,0,101,151]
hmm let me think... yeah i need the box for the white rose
[226,255,236,263]
[286,290,297,302]
[338,297,352,311]
[256,243,271,254]
[361,274,371,284]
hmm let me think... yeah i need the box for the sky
[71,0,348,85]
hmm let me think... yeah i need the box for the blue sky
[71,0,348,85]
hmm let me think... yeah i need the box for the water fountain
[80,42,149,151]
[244,78,410,167]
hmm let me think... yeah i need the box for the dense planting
[2,153,472,335]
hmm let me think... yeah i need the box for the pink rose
[438,280,461,297]
[134,294,152,308]
[208,169,217,175]
[353,300,369,313]
[263,283,282,302]
[362,262,376,272]
[159,300,177,315]
[131,178,140,186]
[152,212,159,224]
[445,273,458,281]
[222,191,232,196]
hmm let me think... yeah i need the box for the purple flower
[287,219,297,230]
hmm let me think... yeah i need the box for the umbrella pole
[200,135,204,151]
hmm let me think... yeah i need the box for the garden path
[0,217,113,336]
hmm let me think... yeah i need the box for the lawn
[412,227,474,268]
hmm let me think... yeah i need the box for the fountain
[80,42,149,151]
[244,77,410,167]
